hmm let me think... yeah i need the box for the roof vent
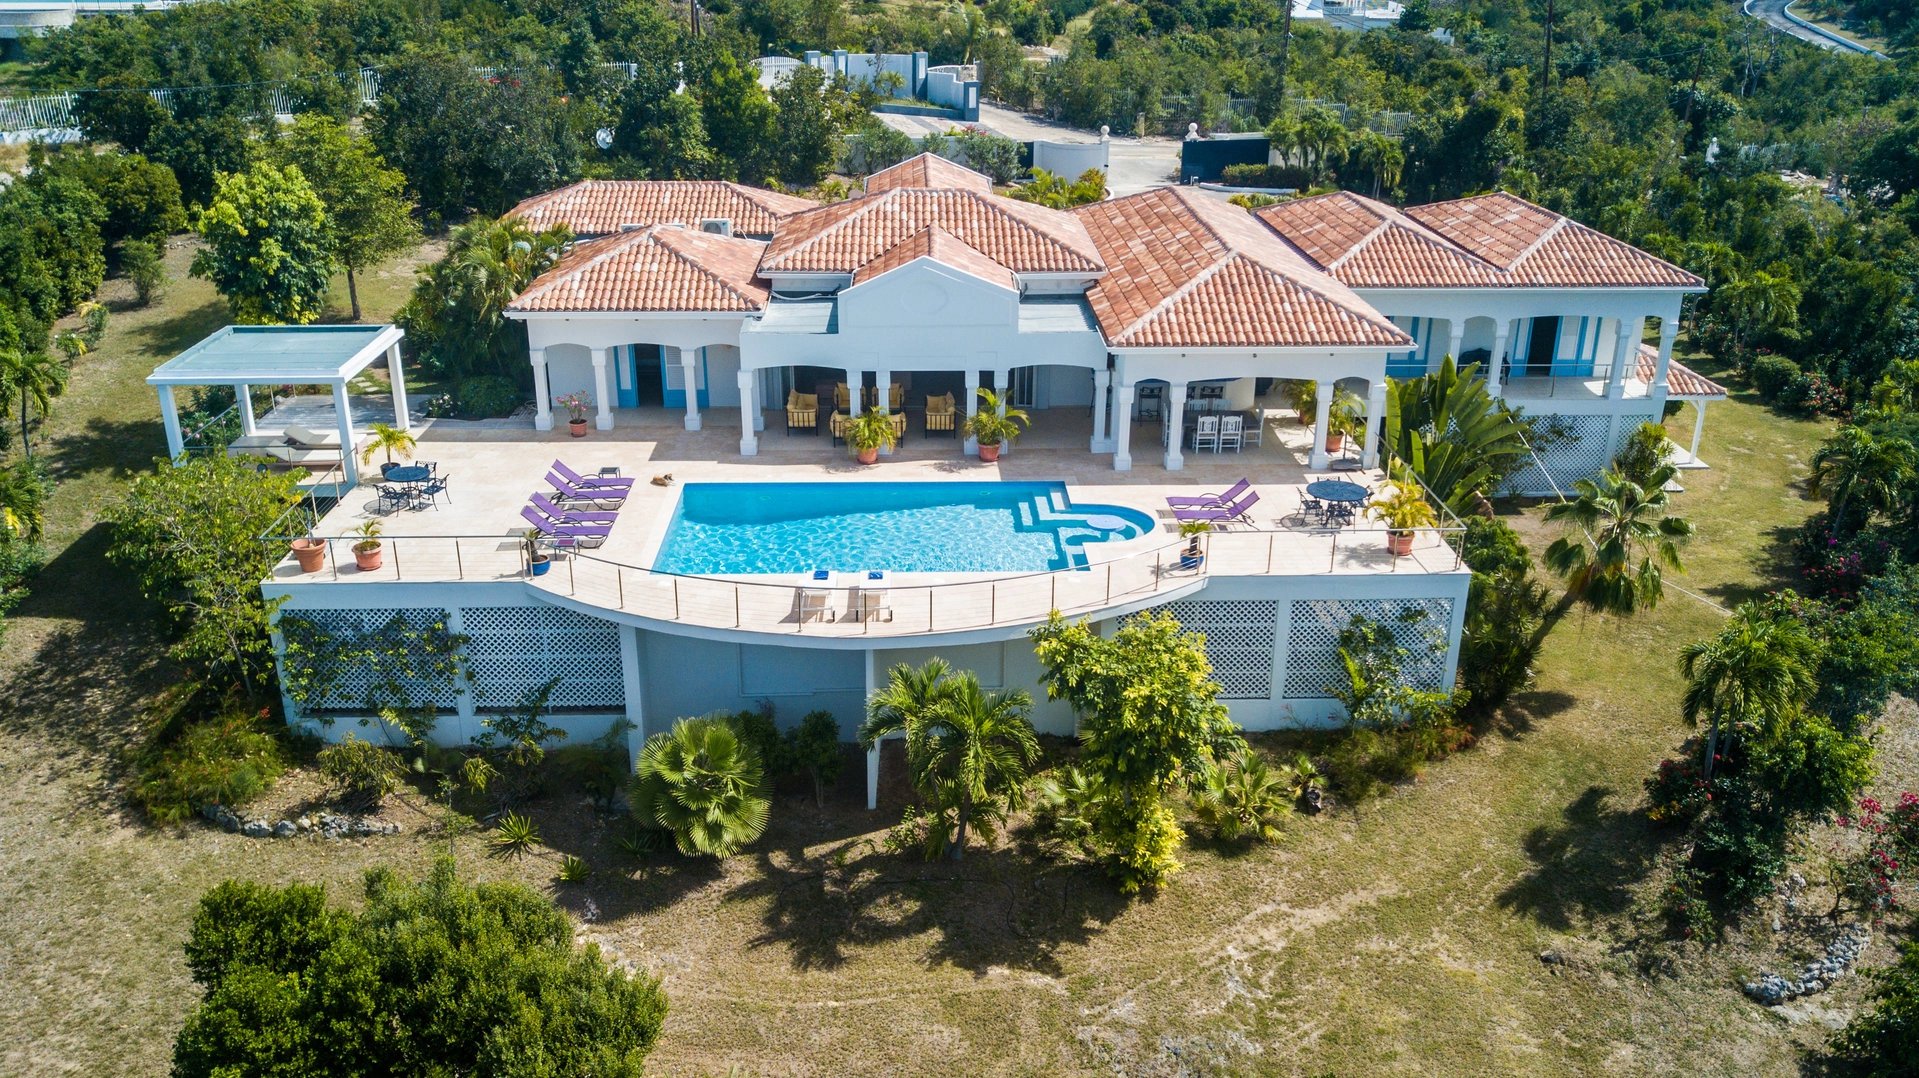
[699,217,734,237]
[617,223,643,232]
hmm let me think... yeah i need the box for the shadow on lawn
[731,833,1126,974]
[1495,785,1659,931]
[126,296,228,358]
[45,415,166,484]
[1703,517,1810,609]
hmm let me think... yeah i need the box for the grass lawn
[0,249,1899,1078]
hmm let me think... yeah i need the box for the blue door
[661,347,710,409]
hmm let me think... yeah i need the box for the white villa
[153,154,1721,807]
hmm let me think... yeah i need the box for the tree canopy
[190,163,336,325]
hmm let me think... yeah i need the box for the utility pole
[1540,0,1555,98]
[1276,0,1295,110]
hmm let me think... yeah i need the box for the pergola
[146,324,408,489]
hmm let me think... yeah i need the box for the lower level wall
[1503,405,1662,497]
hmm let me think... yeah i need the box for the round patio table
[1305,479,1368,504]
[385,464,431,484]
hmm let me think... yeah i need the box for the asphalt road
[1743,0,1885,57]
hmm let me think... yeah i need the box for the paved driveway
[875,103,1181,196]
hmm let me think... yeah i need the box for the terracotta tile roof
[504,180,817,237]
[865,153,994,194]
[760,188,1104,275]
[508,226,770,314]
[1071,187,1410,349]
[1637,344,1727,399]
[1404,192,1704,288]
[1255,191,1507,287]
[851,227,1018,290]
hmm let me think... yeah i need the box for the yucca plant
[489,811,540,859]
[1192,749,1293,843]
[556,855,592,883]
[630,716,770,858]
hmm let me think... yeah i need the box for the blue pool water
[652,482,1158,575]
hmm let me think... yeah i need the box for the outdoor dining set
[374,463,451,513]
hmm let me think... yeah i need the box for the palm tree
[1680,605,1817,778]
[1809,426,1917,530]
[0,349,67,459]
[1381,357,1535,516]
[1719,269,1801,351]
[630,716,770,857]
[1542,466,1694,621]
[1192,748,1293,843]
[862,661,1039,860]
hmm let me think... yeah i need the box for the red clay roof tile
[864,153,995,194]
[761,187,1104,275]
[507,226,770,314]
[504,180,816,237]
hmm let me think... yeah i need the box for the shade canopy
[146,324,405,387]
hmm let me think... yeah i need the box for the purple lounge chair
[1172,490,1260,526]
[547,470,628,509]
[520,506,613,548]
[1166,478,1253,510]
[551,460,635,489]
[529,492,618,525]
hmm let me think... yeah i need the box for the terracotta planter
[1387,530,1415,557]
[1324,432,1345,454]
[289,538,326,573]
[856,446,879,465]
[353,543,384,571]
[569,419,588,438]
[978,443,1002,463]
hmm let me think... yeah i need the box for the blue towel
[867,570,885,581]
[812,569,830,581]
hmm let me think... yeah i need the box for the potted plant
[360,422,418,477]
[521,528,552,577]
[289,534,327,573]
[966,388,1029,462]
[555,392,593,437]
[847,408,900,465]
[351,519,385,571]
[1369,478,1438,556]
[1178,519,1211,570]
[1320,386,1363,455]
[1284,380,1315,425]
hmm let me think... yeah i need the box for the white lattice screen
[1505,413,1647,496]
[284,607,463,712]
[461,606,624,711]
[1151,600,1279,699]
[1281,598,1455,699]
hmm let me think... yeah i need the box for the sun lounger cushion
[282,424,343,450]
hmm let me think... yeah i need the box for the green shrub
[122,238,168,306]
[631,716,769,857]
[723,705,784,778]
[1832,941,1919,1072]
[783,710,843,807]
[1612,421,1675,489]
[489,811,541,859]
[136,711,286,823]
[556,855,591,883]
[455,375,524,418]
[545,742,630,811]
[1191,748,1292,843]
[1749,353,1800,402]
[1219,162,1314,189]
[316,734,405,807]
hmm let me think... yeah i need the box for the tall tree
[395,215,570,383]
[1718,269,1801,352]
[1541,465,1694,621]
[698,49,777,182]
[1808,426,1916,531]
[190,163,336,325]
[267,115,420,320]
[1680,604,1818,779]
[0,349,67,459]
[768,64,849,187]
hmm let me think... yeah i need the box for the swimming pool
[652,482,1159,575]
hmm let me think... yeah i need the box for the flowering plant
[554,392,592,424]
[1645,756,1712,824]
[1828,793,1919,921]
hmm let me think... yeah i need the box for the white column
[156,384,184,459]
[386,343,411,431]
[681,349,702,430]
[1163,380,1188,471]
[1654,318,1678,393]
[530,348,553,431]
[737,369,758,456]
[1607,316,1639,399]
[864,649,880,811]
[1446,318,1467,363]
[875,367,891,412]
[1688,402,1707,462]
[1309,379,1334,470]
[1089,367,1111,452]
[332,381,359,488]
[445,608,477,741]
[993,369,1011,410]
[1112,382,1135,471]
[619,624,646,767]
[590,347,614,430]
[845,366,863,417]
[1361,381,1387,468]
[962,368,980,453]
[1487,322,1509,395]
[235,384,258,435]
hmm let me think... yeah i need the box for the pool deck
[266,404,1465,636]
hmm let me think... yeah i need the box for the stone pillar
[1488,321,1510,395]
[590,347,614,430]
[1446,318,1467,363]
[156,384,184,459]
[737,369,759,456]
[845,366,863,418]
[681,349,703,430]
[1362,381,1387,468]
[530,348,553,431]
[1309,379,1334,469]
[1112,382,1135,471]
[386,343,411,431]
[236,384,258,436]
[962,369,980,454]
[1163,381,1188,471]
[1655,318,1678,394]
[1089,367,1111,452]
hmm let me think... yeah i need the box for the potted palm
[360,422,418,477]
[1320,386,1363,455]
[1369,479,1438,556]
[351,519,385,571]
[1178,519,1211,570]
[967,388,1029,462]
[847,408,899,465]
[1285,380,1316,425]
[555,392,592,437]
[521,528,552,576]
[289,534,327,573]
